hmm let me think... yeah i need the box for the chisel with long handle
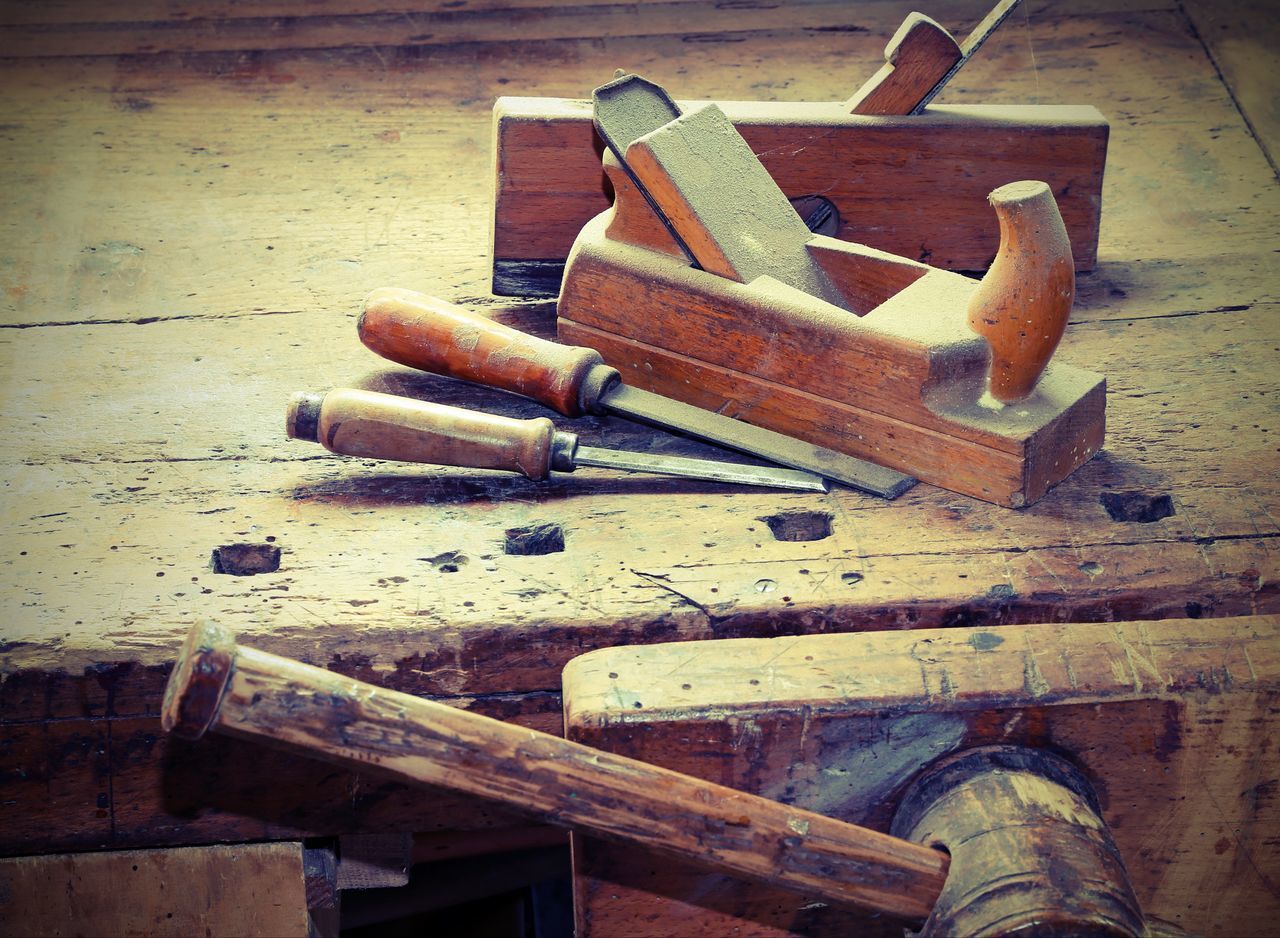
[357,288,916,498]
[285,388,827,492]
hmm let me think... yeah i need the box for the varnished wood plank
[0,842,310,937]
[564,615,1280,936]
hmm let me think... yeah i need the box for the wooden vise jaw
[563,615,1280,937]
[556,81,1105,507]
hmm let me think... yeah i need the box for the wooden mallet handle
[358,288,619,417]
[162,622,948,923]
[285,388,576,480]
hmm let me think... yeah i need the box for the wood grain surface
[1,0,1277,856]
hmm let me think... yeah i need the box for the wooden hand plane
[556,76,1105,507]
[491,2,1108,296]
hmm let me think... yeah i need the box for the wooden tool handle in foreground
[162,622,948,923]
[285,388,574,481]
[358,288,620,417]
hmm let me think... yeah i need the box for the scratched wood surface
[564,615,1280,937]
[0,0,1277,856]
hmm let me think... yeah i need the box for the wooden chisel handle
[163,622,949,923]
[358,287,620,417]
[285,388,576,480]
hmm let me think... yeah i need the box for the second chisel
[286,388,827,492]
[357,288,916,498]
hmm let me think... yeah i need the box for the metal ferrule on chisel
[547,429,579,473]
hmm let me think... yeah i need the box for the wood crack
[1070,302,1262,326]
[631,569,715,620]
[644,531,1280,570]
[0,309,305,329]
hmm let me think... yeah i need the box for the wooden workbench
[1,0,1276,869]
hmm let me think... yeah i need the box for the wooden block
[0,842,312,937]
[491,98,1108,295]
[562,615,1280,937]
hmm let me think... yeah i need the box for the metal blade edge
[600,385,917,498]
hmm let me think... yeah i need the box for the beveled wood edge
[562,615,1280,729]
[160,620,237,740]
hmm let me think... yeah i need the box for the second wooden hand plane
[490,0,1107,296]
[356,288,915,498]
[284,388,827,492]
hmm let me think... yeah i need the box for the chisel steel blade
[574,445,828,492]
[598,384,917,498]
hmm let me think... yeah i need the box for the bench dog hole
[504,522,565,556]
[210,543,281,575]
[1099,490,1175,523]
[758,510,833,542]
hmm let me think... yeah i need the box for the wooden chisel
[357,288,916,498]
[285,388,827,492]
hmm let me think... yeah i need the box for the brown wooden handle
[845,13,962,115]
[358,288,619,416]
[285,388,574,481]
[967,181,1074,403]
[162,622,949,923]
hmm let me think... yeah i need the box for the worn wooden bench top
[1,0,1276,856]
